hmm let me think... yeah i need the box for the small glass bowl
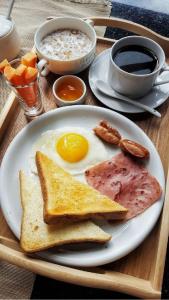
[52,75,86,107]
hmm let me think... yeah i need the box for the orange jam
[56,77,83,101]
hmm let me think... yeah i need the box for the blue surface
[106,2,169,39]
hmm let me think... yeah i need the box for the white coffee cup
[108,36,169,98]
[34,17,96,76]
[0,16,20,61]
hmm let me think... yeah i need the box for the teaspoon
[95,80,161,118]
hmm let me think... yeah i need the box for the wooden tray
[0,17,169,299]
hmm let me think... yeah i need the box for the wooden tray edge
[0,242,160,299]
[0,91,17,142]
[150,167,169,291]
[90,17,169,56]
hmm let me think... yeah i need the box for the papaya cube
[0,59,10,73]
[4,65,27,86]
[16,64,27,76]
[15,64,27,85]
[4,66,16,84]
[25,67,38,84]
[21,52,37,68]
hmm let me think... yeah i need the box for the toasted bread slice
[19,171,111,253]
[36,151,127,224]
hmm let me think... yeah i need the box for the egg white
[29,127,107,180]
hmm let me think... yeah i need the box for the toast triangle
[19,171,111,253]
[36,151,127,224]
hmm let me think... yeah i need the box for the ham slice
[85,153,162,220]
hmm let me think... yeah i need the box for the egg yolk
[56,133,89,163]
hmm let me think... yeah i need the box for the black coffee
[113,45,158,75]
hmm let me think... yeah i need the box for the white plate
[0,105,165,267]
[89,49,169,114]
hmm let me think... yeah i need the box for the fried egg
[29,127,107,177]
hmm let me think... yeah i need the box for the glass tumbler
[5,58,43,117]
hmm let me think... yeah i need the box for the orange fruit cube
[21,52,37,68]
[25,67,38,84]
[4,66,16,84]
[0,59,10,73]
[15,64,27,85]
[16,64,27,76]
[4,65,27,86]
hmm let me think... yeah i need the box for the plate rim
[0,105,165,267]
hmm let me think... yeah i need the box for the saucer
[89,49,169,114]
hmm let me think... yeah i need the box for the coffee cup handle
[154,66,169,86]
[37,59,49,76]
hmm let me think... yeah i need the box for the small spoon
[6,0,15,20]
[95,80,161,118]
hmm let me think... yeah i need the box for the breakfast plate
[0,105,165,267]
[89,49,169,114]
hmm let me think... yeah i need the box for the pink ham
[85,152,162,220]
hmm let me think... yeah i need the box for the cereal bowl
[34,17,96,75]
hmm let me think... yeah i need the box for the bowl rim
[52,75,87,104]
[34,16,97,63]
[0,16,14,40]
